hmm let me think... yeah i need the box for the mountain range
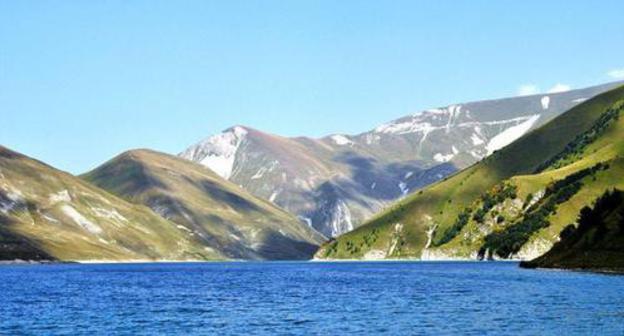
[180,81,622,237]
[317,83,624,262]
[0,147,321,261]
[1,80,623,265]
[83,149,323,260]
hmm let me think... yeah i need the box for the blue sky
[1,1,624,174]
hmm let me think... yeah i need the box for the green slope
[0,146,217,261]
[83,149,324,260]
[520,189,624,272]
[316,84,624,260]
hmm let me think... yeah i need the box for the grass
[319,84,624,260]
[0,146,216,261]
[83,149,324,260]
[521,189,624,271]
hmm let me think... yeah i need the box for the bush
[480,163,607,258]
[534,101,623,172]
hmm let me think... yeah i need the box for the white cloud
[517,84,539,96]
[547,83,571,93]
[608,68,624,79]
[517,82,571,96]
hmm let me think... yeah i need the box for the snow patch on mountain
[364,133,380,144]
[445,105,461,133]
[486,115,540,154]
[251,160,279,180]
[180,126,248,179]
[330,134,353,146]
[375,119,435,135]
[398,182,409,196]
[297,216,312,228]
[434,152,455,163]
[541,96,550,110]
[373,106,540,139]
[471,133,484,145]
[269,190,280,203]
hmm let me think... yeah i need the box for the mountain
[520,189,624,272]
[83,149,324,260]
[180,81,622,237]
[0,146,215,261]
[315,83,624,261]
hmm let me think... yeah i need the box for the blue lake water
[0,261,623,335]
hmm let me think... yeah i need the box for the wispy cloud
[517,83,571,96]
[547,83,571,93]
[608,68,624,79]
[517,84,540,96]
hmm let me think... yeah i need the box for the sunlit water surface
[1,261,623,335]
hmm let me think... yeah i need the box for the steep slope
[520,189,624,272]
[316,84,624,261]
[83,149,324,260]
[0,146,216,261]
[181,82,622,237]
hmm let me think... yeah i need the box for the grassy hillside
[316,84,624,260]
[520,189,624,272]
[0,146,216,261]
[83,149,324,260]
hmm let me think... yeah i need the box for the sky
[1,1,624,174]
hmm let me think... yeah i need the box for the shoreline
[0,258,522,266]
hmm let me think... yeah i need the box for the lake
[0,261,622,335]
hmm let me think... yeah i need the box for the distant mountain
[521,189,624,272]
[316,83,624,261]
[181,81,623,237]
[83,149,324,260]
[0,146,215,261]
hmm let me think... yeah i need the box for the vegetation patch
[433,183,517,247]
[481,163,609,258]
[521,189,624,270]
[535,101,623,173]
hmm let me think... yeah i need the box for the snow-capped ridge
[329,134,354,146]
[180,125,248,179]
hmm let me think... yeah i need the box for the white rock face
[420,248,479,261]
[180,126,248,179]
[363,249,386,260]
[61,205,102,234]
[387,223,404,256]
[486,115,540,154]
[0,191,22,214]
[515,237,553,260]
[49,190,71,204]
[329,200,353,237]
[91,207,128,223]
